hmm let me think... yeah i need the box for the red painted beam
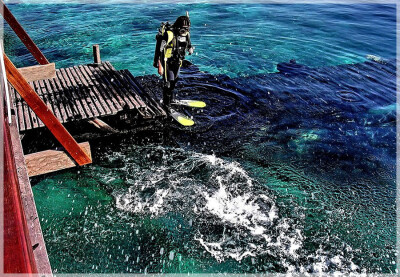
[4,53,92,166]
[1,1,49,65]
[3,119,38,273]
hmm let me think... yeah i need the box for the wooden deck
[11,61,166,132]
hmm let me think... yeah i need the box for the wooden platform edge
[9,114,53,275]
[5,54,92,165]
[17,63,56,83]
[25,142,91,177]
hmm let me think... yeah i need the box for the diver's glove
[188,46,195,55]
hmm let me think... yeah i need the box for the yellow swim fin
[170,108,195,126]
[172,99,206,108]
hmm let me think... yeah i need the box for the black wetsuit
[154,26,192,107]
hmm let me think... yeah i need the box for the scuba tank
[153,14,192,70]
[153,22,172,68]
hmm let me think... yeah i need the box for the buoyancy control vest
[153,22,191,67]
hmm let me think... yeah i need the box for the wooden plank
[105,61,116,71]
[11,87,26,131]
[49,73,76,120]
[69,66,105,116]
[60,67,94,118]
[32,81,51,127]
[65,68,100,117]
[56,69,85,119]
[89,65,134,109]
[16,103,26,131]
[25,82,39,129]
[78,64,96,84]
[8,114,53,274]
[103,62,147,109]
[17,63,55,82]
[43,78,66,123]
[91,64,136,110]
[112,70,156,118]
[32,81,46,128]
[72,65,111,115]
[102,62,147,110]
[21,91,32,130]
[123,70,162,112]
[72,65,110,115]
[39,79,64,124]
[26,81,43,129]
[82,65,127,110]
[56,69,87,120]
[1,3,49,65]
[51,74,77,120]
[64,67,98,118]
[130,72,165,114]
[25,142,91,177]
[28,81,43,128]
[12,84,32,131]
[73,66,89,87]
[88,118,117,133]
[4,117,38,274]
[5,53,91,166]
[34,80,49,128]
[123,70,167,117]
[77,65,120,113]
[117,69,156,114]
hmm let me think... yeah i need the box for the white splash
[111,146,359,273]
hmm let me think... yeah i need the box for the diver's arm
[153,34,162,68]
[187,33,194,55]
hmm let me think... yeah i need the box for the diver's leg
[163,62,179,108]
[169,62,180,103]
[169,79,177,104]
[163,84,172,108]
[163,64,175,108]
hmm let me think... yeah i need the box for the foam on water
[113,147,297,261]
[112,146,359,272]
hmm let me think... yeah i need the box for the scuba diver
[153,12,194,109]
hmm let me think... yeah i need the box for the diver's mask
[179,28,189,36]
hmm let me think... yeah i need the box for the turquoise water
[4,2,396,274]
[6,3,396,76]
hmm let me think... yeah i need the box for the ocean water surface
[4,2,396,274]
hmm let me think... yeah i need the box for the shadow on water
[32,58,396,273]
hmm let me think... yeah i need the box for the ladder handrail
[0,42,12,124]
